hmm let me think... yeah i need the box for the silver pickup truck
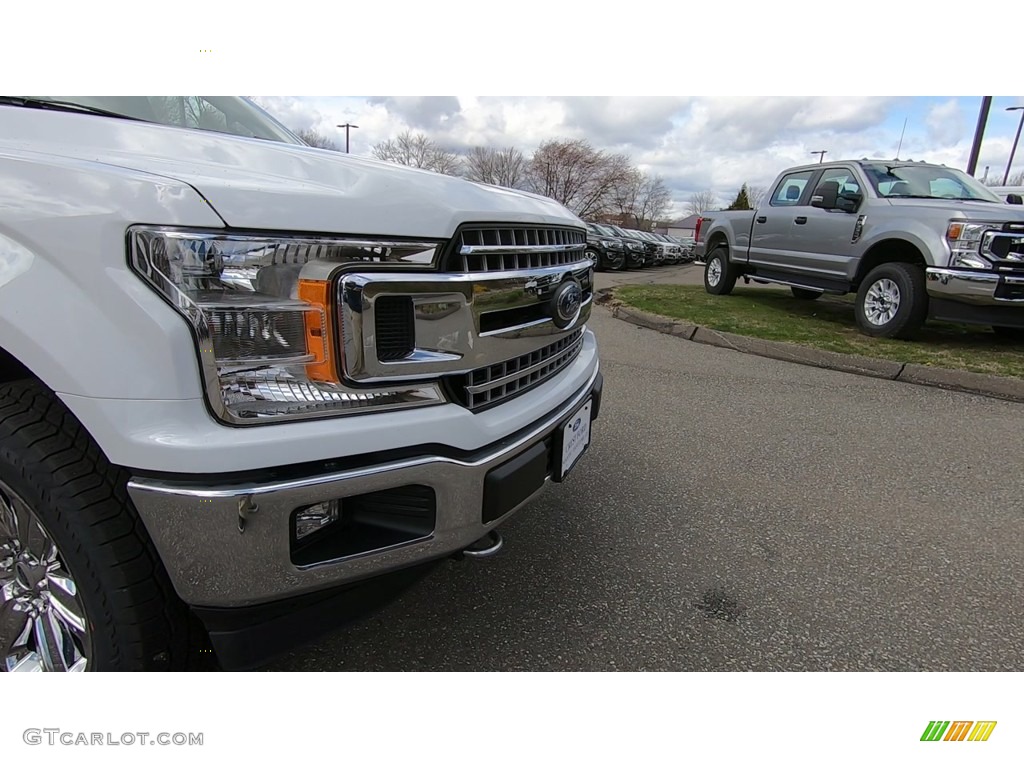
[694,159,1024,338]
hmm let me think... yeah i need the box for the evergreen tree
[727,184,752,210]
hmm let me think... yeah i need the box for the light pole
[336,123,358,154]
[1002,106,1024,185]
[811,150,827,164]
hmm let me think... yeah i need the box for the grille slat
[452,330,585,411]
[456,226,586,272]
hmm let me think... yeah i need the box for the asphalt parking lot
[268,271,1024,671]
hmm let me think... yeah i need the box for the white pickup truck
[0,96,602,671]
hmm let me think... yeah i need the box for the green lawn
[614,284,1024,379]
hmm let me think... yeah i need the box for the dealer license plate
[558,400,592,480]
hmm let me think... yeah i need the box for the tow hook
[454,530,504,560]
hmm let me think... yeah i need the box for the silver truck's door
[749,169,818,269]
[789,167,864,280]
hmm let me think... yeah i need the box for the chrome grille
[982,232,1024,273]
[451,329,585,410]
[454,226,586,272]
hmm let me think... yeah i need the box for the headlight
[946,221,992,269]
[600,239,616,249]
[129,227,446,424]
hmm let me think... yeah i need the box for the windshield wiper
[886,194,940,199]
[0,97,145,122]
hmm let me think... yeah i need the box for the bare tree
[526,139,633,220]
[463,146,527,189]
[636,174,672,228]
[371,130,462,175]
[686,190,720,216]
[609,168,644,226]
[747,185,767,209]
[610,170,671,228]
[297,129,340,151]
[984,171,1024,186]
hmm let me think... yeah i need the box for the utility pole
[336,123,359,154]
[810,150,827,164]
[1002,106,1024,185]
[966,97,992,176]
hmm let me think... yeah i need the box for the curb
[608,303,1024,404]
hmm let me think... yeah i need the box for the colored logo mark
[920,721,997,742]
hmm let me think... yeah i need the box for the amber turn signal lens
[298,279,339,382]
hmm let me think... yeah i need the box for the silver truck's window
[819,168,861,196]
[770,170,816,206]
[862,163,1001,201]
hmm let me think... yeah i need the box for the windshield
[16,96,303,144]
[609,226,633,238]
[862,163,1001,202]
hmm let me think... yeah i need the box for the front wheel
[584,248,601,271]
[0,380,192,671]
[704,246,737,295]
[854,262,928,339]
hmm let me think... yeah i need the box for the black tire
[854,262,928,339]
[602,249,625,271]
[791,287,823,300]
[0,379,193,671]
[992,326,1024,341]
[704,246,737,295]
[584,248,602,272]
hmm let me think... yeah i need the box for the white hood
[0,108,582,237]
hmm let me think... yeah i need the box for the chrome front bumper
[926,268,1024,305]
[128,367,601,608]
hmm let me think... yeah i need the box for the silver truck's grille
[452,329,585,410]
[454,226,586,272]
[982,232,1024,273]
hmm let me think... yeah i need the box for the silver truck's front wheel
[863,278,901,326]
[854,262,927,339]
[1,484,90,671]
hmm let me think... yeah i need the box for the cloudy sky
[252,96,1024,220]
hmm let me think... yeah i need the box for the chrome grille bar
[454,329,585,411]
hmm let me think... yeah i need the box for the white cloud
[252,95,1024,216]
[925,99,965,146]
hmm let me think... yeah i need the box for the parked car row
[584,223,697,271]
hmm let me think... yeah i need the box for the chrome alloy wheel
[864,278,901,326]
[1,482,89,672]
[707,257,723,287]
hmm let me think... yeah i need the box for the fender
[0,149,224,401]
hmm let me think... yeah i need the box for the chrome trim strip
[926,268,999,284]
[340,261,594,382]
[461,244,586,255]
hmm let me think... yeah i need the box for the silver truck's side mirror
[1006,193,1023,205]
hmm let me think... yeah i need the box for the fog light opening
[295,500,341,541]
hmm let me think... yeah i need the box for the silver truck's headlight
[946,222,992,269]
[129,227,446,424]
